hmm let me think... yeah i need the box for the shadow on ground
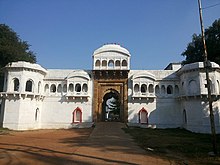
[0,123,170,165]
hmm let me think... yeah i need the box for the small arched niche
[139,107,148,124]
[72,107,82,123]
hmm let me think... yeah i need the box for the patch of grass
[0,127,10,131]
[123,127,220,165]
[0,127,10,134]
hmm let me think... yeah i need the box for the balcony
[0,92,45,100]
[132,92,156,99]
[66,92,89,100]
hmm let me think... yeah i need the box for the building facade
[0,44,220,133]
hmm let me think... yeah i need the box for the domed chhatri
[0,44,220,134]
[93,44,131,57]
[93,44,130,70]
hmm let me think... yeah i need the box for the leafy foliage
[0,24,36,91]
[0,24,36,68]
[107,98,120,115]
[182,19,220,65]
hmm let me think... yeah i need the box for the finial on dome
[103,43,122,46]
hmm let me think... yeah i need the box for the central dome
[93,44,130,57]
[93,44,131,70]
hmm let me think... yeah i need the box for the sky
[0,0,220,70]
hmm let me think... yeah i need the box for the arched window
[25,80,33,92]
[95,60,101,67]
[148,84,154,93]
[75,83,81,92]
[108,60,114,68]
[167,85,173,94]
[139,107,148,124]
[174,85,179,95]
[44,84,49,93]
[102,60,107,67]
[183,109,187,125]
[35,108,39,121]
[13,78,19,92]
[50,84,56,93]
[181,82,185,94]
[161,85,165,95]
[72,107,82,123]
[210,80,214,94]
[57,84,62,93]
[38,81,41,93]
[217,80,220,95]
[189,80,197,95]
[82,83,88,93]
[141,84,147,93]
[155,85,160,95]
[115,60,120,67]
[63,84,67,93]
[122,60,127,66]
[69,83,74,92]
[134,84,139,93]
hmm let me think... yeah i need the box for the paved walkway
[75,122,170,165]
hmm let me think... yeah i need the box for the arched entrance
[102,90,120,121]
[92,70,129,123]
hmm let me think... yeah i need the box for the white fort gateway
[0,44,220,133]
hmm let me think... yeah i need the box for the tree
[182,18,220,65]
[107,97,120,115]
[0,24,36,91]
[106,97,120,121]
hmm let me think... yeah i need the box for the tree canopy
[182,18,220,65]
[0,24,36,68]
[0,24,36,91]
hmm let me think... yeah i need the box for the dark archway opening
[102,91,120,121]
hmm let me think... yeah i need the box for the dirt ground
[0,123,171,165]
[0,129,93,165]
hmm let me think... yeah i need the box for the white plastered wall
[40,97,92,129]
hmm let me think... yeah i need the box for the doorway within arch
[92,70,129,122]
[102,90,120,121]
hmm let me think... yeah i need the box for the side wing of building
[0,62,93,130]
[127,62,220,133]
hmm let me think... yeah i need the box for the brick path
[0,122,171,165]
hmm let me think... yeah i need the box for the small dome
[93,44,131,57]
[67,70,90,80]
[93,44,131,70]
[5,61,47,74]
[132,71,156,81]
